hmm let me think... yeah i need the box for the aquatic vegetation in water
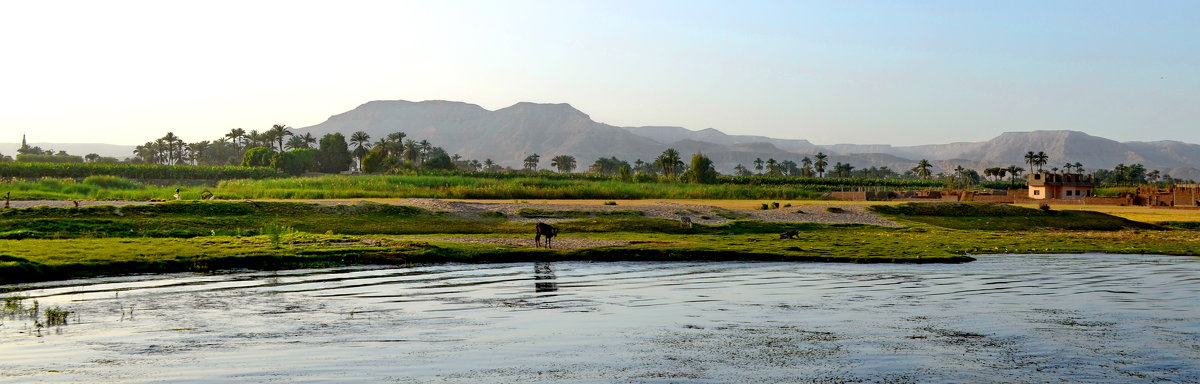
[44,307,70,326]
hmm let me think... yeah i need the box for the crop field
[0,162,283,180]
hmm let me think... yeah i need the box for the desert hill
[295,100,1200,179]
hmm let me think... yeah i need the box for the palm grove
[2,129,1187,186]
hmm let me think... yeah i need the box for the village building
[1027,173,1095,200]
[1133,184,1200,207]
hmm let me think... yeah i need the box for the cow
[535,222,559,248]
[680,216,693,228]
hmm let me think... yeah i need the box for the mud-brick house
[1027,173,1095,200]
[1134,184,1200,207]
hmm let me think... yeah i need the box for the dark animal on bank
[535,222,559,248]
[3,192,8,209]
[779,230,799,239]
[72,200,79,207]
[680,216,693,228]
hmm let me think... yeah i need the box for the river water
[2,254,1198,383]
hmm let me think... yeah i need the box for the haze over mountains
[296,100,1200,180]
[9,99,1199,180]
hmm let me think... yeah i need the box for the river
[2,254,1198,383]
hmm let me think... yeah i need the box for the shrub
[82,176,142,190]
[826,207,845,213]
[241,147,276,167]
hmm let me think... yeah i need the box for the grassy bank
[1,201,1199,283]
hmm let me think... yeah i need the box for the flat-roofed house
[1027,173,1095,200]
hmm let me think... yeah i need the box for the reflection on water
[534,262,558,293]
[1,254,1198,383]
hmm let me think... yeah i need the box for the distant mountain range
[9,99,1200,180]
[296,100,1200,180]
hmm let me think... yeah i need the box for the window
[1066,190,1073,196]
[1033,190,1040,196]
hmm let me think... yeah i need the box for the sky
[2,0,1198,147]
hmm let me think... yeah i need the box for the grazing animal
[535,222,559,248]
[3,192,8,209]
[680,216,693,228]
[779,230,799,239]
[72,200,80,207]
[173,188,181,201]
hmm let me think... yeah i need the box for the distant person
[3,191,9,209]
[173,188,181,201]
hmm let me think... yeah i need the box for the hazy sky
[2,0,1197,147]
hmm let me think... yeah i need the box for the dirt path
[378,198,900,227]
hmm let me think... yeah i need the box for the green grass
[0,162,283,180]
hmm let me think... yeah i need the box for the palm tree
[814,152,829,177]
[1073,162,1083,175]
[550,155,577,173]
[133,144,154,164]
[733,164,751,176]
[403,140,419,163]
[655,148,683,177]
[246,130,265,148]
[765,158,780,177]
[800,157,814,177]
[483,158,496,172]
[1034,151,1049,172]
[523,153,541,171]
[753,158,764,175]
[158,132,186,165]
[375,138,393,158]
[225,128,247,148]
[1024,151,1037,173]
[350,131,372,167]
[912,159,933,179]
[285,136,307,150]
[418,140,432,164]
[188,141,211,165]
[1006,165,1024,187]
[267,124,293,152]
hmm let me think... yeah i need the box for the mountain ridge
[295,100,1200,180]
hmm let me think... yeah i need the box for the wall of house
[829,191,868,201]
[1029,186,1049,199]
